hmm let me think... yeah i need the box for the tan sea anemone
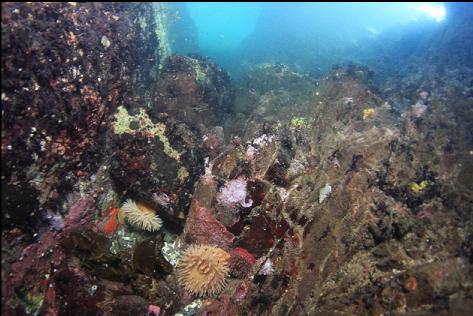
[177,245,230,297]
[120,199,162,232]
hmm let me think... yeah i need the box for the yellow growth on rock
[409,180,430,193]
[177,166,189,184]
[177,245,230,297]
[362,108,376,120]
[112,106,181,161]
[187,58,208,83]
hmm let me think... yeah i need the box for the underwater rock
[1,182,43,236]
[54,267,107,316]
[1,3,169,314]
[1,2,162,213]
[155,55,234,128]
[197,295,238,316]
[238,214,277,256]
[132,235,173,277]
[183,199,235,248]
[60,228,135,283]
[234,63,316,116]
[62,195,97,233]
[101,295,149,316]
[228,247,256,279]
[208,64,473,315]
[1,230,65,315]
[2,3,473,315]
[230,63,317,139]
[109,112,204,231]
[202,126,225,159]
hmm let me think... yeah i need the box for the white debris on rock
[412,90,429,117]
[161,239,181,267]
[258,258,274,275]
[175,299,203,316]
[319,183,332,203]
[412,101,428,118]
[245,144,257,160]
[252,134,274,146]
[277,187,289,201]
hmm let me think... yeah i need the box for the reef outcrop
[1,2,472,316]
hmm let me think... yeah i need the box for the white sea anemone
[120,199,162,232]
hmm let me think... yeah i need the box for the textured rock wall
[1,2,162,234]
[192,64,472,315]
[1,3,165,315]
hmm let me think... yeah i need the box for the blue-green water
[172,2,446,77]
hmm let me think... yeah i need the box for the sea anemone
[177,245,230,297]
[120,199,162,232]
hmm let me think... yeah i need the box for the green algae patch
[187,58,208,83]
[152,3,171,64]
[23,292,44,316]
[290,117,308,129]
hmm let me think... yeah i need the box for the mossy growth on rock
[290,117,308,129]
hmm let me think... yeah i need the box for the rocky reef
[2,2,472,316]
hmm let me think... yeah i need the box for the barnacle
[176,245,230,297]
[120,199,162,232]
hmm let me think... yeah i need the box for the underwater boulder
[109,106,206,230]
[154,55,234,128]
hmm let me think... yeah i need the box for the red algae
[232,247,256,265]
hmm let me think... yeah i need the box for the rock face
[1,2,161,232]
[2,2,473,316]
[155,55,233,128]
[0,3,170,315]
[108,105,203,230]
[1,3,233,315]
[190,65,473,315]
